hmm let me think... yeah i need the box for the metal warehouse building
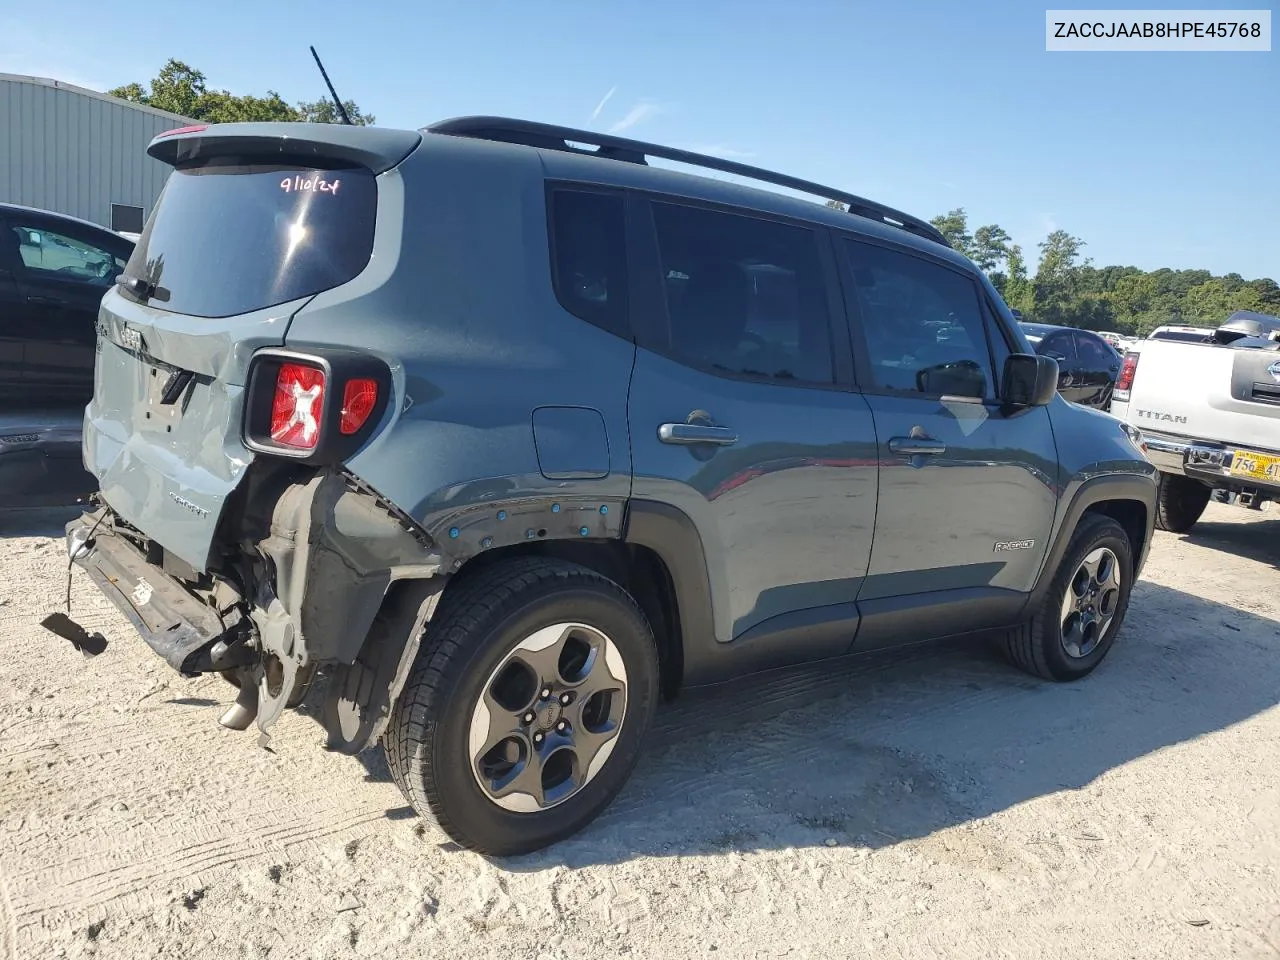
[0,73,192,235]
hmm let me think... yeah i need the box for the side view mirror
[1002,353,1059,407]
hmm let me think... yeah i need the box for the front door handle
[658,423,739,446]
[888,437,946,456]
[27,295,66,306]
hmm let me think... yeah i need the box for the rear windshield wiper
[116,273,171,303]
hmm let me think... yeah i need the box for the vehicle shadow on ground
[0,505,83,539]
[1183,516,1280,570]
[500,577,1279,870]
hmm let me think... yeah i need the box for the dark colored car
[0,203,134,407]
[0,205,131,507]
[64,118,1156,855]
[1019,322,1122,409]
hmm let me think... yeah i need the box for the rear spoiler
[147,122,422,174]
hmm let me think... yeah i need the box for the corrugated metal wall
[0,75,193,229]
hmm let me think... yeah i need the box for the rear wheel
[384,557,659,856]
[1003,514,1133,682]
[1154,473,1211,533]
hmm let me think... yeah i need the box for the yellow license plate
[1230,449,1280,482]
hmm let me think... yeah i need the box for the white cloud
[608,101,659,134]
[589,86,617,122]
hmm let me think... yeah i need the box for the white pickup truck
[1109,311,1280,532]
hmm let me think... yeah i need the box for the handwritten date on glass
[280,174,341,195]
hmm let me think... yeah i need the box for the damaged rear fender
[251,470,446,750]
[254,469,443,666]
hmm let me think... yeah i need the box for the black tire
[1002,514,1134,682]
[384,557,659,856]
[1154,472,1211,533]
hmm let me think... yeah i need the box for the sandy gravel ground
[1,502,1277,960]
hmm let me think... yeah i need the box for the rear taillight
[1114,353,1139,400]
[340,378,379,435]
[245,350,389,462]
[271,363,327,449]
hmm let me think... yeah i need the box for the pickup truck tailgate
[1127,340,1280,450]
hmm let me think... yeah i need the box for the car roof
[1019,321,1071,335]
[146,118,976,274]
[534,142,977,270]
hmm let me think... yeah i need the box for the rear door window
[1076,333,1116,367]
[1038,331,1077,363]
[649,202,834,384]
[123,161,377,318]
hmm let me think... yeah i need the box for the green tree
[109,58,372,125]
[928,208,974,259]
[928,209,1277,335]
[142,59,206,118]
[296,98,375,126]
[1031,230,1089,325]
[971,224,1011,273]
[993,243,1033,314]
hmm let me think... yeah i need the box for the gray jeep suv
[65,117,1156,855]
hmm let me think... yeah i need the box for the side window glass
[651,202,833,384]
[11,225,124,284]
[1076,335,1114,366]
[843,240,995,399]
[549,189,629,338]
[1040,332,1076,363]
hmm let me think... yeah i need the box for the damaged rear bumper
[66,513,250,674]
[65,470,450,753]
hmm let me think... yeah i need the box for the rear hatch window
[123,160,376,318]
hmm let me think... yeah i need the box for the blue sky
[3,0,1276,279]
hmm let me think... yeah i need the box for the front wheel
[1002,514,1134,682]
[384,557,659,856]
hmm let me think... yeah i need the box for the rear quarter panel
[283,136,636,549]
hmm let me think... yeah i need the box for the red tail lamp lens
[271,363,326,449]
[1116,354,1139,392]
[340,378,379,435]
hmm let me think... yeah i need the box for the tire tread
[1001,512,1130,682]
[1154,473,1211,533]
[384,556,647,853]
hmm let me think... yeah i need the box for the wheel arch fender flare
[1028,472,1156,609]
[621,499,727,688]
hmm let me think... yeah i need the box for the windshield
[123,160,377,318]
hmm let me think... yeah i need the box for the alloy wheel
[467,622,628,812]
[1060,547,1122,658]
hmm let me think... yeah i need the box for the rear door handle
[888,437,946,456]
[658,423,739,446]
[27,295,66,306]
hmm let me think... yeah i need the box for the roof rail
[425,116,951,249]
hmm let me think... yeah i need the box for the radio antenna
[309,46,353,125]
